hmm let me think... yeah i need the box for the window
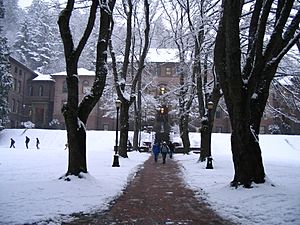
[82,80,91,94]
[160,87,166,95]
[29,86,33,96]
[18,81,21,93]
[216,108,222,119]
[165,67,172,76]
[16,101,20,113]
[216,127,222,133]
[12,99,16,112]
[260,126,266,134]
[19,69,22,76]
[62,81,67,93]
[13,78,17,91]
[38,85,44,96]
[14,66,18,74]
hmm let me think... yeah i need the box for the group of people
[10,136,40,149]
[152,141,175,164]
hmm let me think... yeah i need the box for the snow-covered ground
[0,129,299,225]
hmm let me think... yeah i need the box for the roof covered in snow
[51,68,95,76]
[32,71,55,82]
[145,48,192,63]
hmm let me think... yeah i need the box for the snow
[146,48,192,63]
[33,71,55,82]
[51,68,95,76]
[0,129,299,225]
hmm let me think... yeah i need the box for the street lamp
[112,99,122,167]
[206,101,214,169]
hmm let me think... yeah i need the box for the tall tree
[214,0,300,187]
[3,0,23,46]
[58,0,115,177]
[13,0,63,72]
[109,0,150,158]
[0,0,13,128]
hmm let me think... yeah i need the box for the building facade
[7,51,290,134]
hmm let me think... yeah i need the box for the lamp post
[112,99,122,167]
[206,101,214,169]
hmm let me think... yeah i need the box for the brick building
[7,50,285,133]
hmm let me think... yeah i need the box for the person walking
[10,138,15,148]
[152,142,160,162]
[36,138,40,149]
[168,141,175,159]
[160,141,170,164]
[25,136,30,149]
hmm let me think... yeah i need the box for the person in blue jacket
[152,142,160,162]
[160,141,170,164]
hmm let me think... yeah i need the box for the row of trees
[3,0,299,188]
[59,0,299,189]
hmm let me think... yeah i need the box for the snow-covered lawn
[0,129,299,225]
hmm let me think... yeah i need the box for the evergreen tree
[0,0,13,127]
[13,0,63,72]
[3,0,23,46]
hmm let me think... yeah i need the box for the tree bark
[58,0,114,177]
[179,114,190,154]
[119,102,130,158]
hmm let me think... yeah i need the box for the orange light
[160,107,164,114]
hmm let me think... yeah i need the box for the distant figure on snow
[160,141,170,164]
[25,136,30,149]
[152,142,160,162]
[168,141,175,159]
[36,138,40,149]
[64,143,68,150]
[10,138,15,148]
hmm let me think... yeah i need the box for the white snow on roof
[146,48,192,63]
[33,71,55,82]
[107,48,192,63]
[52,68,95,76]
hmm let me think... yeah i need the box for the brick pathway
[63,155,235,225]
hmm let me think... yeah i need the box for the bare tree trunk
[119,102,130,158]
[58,0,114,177]
[179,114,190,154]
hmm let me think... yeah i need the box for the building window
[260,126,266,134]
[216,108,222,119]
[16,101,20,113]
[216,126,222,133]
[103,124,109,130]
[62,80,67,93]
[165,67,172,76]
[13,78,17,91]
[82,80,91,94]
[19,69,23,76]
[14,66,18,74]
[18,81,21,93]
[12,99,16,112]
[38,85,44,96]
[159,84,167,95]
[29,86,33,96]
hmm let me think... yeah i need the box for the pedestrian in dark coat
[36,138,40,149]
[160,141,170,164]
[10,138,15,148]
[152,143,160,162]
[168,141,175,159]
[25,136,30,149]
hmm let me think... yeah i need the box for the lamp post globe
[112,99,122,167]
